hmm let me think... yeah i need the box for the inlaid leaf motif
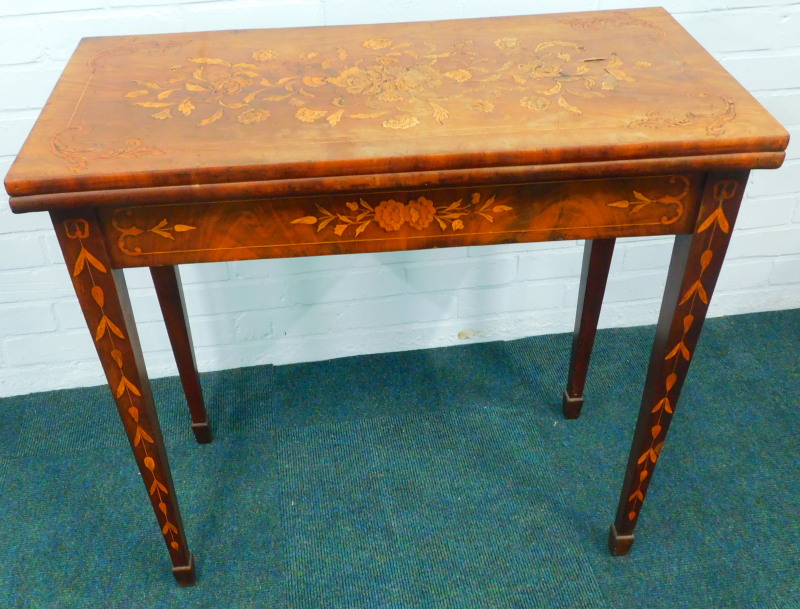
[156,88,179,100]
[178,98,195,116]
[135,425,154,447]
[638,448,658,464]
[152,108,172,120]
[430,102,449,125]
[679,280,708,305]
[162,521,179,535]
[116,375,140,398]
[295,108,327,122]
[150,479,168,495]
[698,207,729,234]
[700,249,713,270]
[349,112,387,119]
[125,90,150,98]
[652,396,672,414]
[72,247,107,277]
[188,56,231,66]
[111,349,124,369]
[382,115,419,130]
[291,216,317,225]
[91,286,105,308]
[197,108,224,127]
[135,80,162,90]
[326,109,345,126]
[558,96,582,114]
[665,340,691,361]
[96,317,109,342]
[135,102,173,108]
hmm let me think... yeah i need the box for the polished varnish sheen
[4,8,788,586]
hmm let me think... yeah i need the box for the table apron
[98,173,703,268]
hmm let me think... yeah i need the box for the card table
[4,8,788,585]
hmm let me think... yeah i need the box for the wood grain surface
[4,7,788,204]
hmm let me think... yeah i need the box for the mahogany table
[4,8,788,586]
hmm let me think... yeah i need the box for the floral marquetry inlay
[290,192,512,237]
[125,36,651,130]
[62,218,184,553]
[624,177,740,525]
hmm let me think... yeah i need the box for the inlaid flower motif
[252,49,277,61]
[444,69,472,83]
[190,63,254,97]
[495,37,520,49]
[363,38,393,50]
[521,96,549,111]
[405,197,436,230]
[374,199,407,231]
[237,108,271,124]
[327,66,381,96]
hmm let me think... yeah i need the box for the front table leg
[609,170,748,555]
[51,210,196,585]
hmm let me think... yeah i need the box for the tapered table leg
[563,238,616,419]
[52,210,196,586]
[609,171,748,555]
[150,266,211,444]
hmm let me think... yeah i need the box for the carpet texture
[0,309,798,608]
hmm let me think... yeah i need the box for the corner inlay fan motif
[125,37,651,129]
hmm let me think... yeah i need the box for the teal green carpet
[1,309,798,608]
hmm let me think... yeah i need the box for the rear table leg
[563,238,616,419]
[151,265,211,444]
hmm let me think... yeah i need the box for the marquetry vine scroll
[606,175,689,225]
[112,214,197,256]
[62,218,183,552]
[624,177,740,524]
[628,94,736,137]
[51,125,166,172]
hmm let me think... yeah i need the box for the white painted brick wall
[1,0,798,397]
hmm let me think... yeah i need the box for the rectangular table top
[4,7,788,206]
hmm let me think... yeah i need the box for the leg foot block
[172,552,196,587]
[562,390,584,419]
[608,524,635,556]
[191,421,212,444]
